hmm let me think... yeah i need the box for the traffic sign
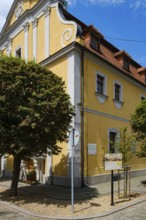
[70,128,80,146]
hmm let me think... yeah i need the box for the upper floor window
[113,81,123,109]
[90,36,100,51]
[115,83,121,101]
[95,72,108,104]
[97,74,104,95]
[15,47,21,58]
[141,96,145,102]
[123,59,129,71]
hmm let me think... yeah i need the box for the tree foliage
[0,55,74,195]
[130,99,146,157]
[115,127,136,166]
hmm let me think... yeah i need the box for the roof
[63,9,146,86]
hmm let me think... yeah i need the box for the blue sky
[0,0,146,66]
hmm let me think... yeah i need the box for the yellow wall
[11,30,24,58]
[9,0,38,27]
[5,156,14,172]
[83,56,146,177]
[37,15,45,63]
[84,58,146,118]
[50,8,76,55]
[46,56,68,176]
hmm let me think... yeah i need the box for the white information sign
[88,144,97,155]
[105,153,122,171]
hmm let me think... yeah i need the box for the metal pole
[118,170,120,199]
[71,128,75,213]
[111,170,114,206]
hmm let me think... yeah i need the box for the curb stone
[0,196,146,220]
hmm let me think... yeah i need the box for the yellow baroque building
[0,0,146,186]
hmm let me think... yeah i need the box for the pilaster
[43,6,51,58]
[32,18,38,60]
[23,22,29,61]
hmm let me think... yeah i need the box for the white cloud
[0,0,14,32]
[88,0,125,5]
[67,0,77,5]
[130,0,146,10]
[67,0,125,6]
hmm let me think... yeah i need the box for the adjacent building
[0,0,146,186]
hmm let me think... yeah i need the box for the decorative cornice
[23,22,29,32]
[84,108,129,123]
[43,6,51,18]
[32,18,38,29]
[15,0,24,19]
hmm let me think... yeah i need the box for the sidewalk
[0,175,146,219]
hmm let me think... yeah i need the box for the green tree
[115,127,136,166]
[114,127,136,198]
[0,56,74,196]
[130,99,146,157]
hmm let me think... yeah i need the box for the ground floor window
[108,129,118,153]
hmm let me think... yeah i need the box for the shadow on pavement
[0,183,99,208]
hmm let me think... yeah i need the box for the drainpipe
[81,47,85,187]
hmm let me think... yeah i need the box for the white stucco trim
[113,80,123,109]
[95,71,108,104]
[14,45,22,57]
[55,2,77,47]
[5,38,12,56]
[85,108,129,123]
[32,18,38,60]
[107,128,119,153]
[43,6,51,59]
[23,22,29,61]
[67,51,81,178]
[1,156,5,172]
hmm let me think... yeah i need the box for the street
[95,200,146,220]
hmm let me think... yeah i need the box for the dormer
[138,67,146,83]
[114,50,131,72]
[83,25,103,52]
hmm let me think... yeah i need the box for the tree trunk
[9,156,21,197]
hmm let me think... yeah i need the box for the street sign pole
[70,128,80,213]
[111,170,114,206]
[71,128,75,213]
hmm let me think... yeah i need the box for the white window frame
[108,129,119,153]
[15,46,22,58]
[141,95,146,102]
[95,72,108,104]
[113,81,123,109]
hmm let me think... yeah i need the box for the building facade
[0,0,146,186]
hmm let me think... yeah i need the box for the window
[114,83,121,101]
[95,72,108,103]
[109,131,117,153]
[15,47,21,58]
[90,37,99,51]
[123,59,129,71]
[141,96,145,102]
[113,81,123,108]
[97,74,104,95]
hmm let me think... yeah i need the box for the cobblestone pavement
[1,201,146,220]
[0,204,40,220]
[95,200,146,220]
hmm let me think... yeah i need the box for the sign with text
[105,153,122,171]
[88,144,97,155]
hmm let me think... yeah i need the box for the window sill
[95,92,108,104]
[113,99,124,109]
